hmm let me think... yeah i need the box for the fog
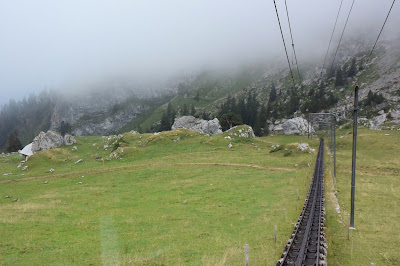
[1,0,399,106]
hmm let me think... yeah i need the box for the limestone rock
[277,117,314,135]
[63,134,76,145]
[32,131,64,153]
[369,113,386,130]
[297,143,315,152]
[225,125,255,138]
[172,116,222,134]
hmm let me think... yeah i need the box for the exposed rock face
[64,134,77,145]
[72,105,145,136]
[172,116,222,134]
[32,131,64,153]
[369,113,387,130]
[276,117,314,135]
[225,125,255,138]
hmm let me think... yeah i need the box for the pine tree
[347,58,357,77]
[159,112,170,131]
[220,112,242,131]
[269,82,277,102]
[60,121,72,136]
[182,104,189,116]
[6,130,22,152]
[190,105,196,116]
[335,67,344,87]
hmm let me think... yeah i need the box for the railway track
[277,139,327,266]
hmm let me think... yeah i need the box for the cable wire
[322,0,344,75]
[284,0,301,81]
[364,0,396,68]
[273,0,296,88]
[328,0,355,76]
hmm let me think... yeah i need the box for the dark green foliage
[286,88,300,116]
[347,58,357,77]
[159,112,170,131]
[364,90,385,106]
[59,121,72,136]
[0,90,54,152]
[201,112,210,120]
[302,82,338,113]
[181,104,189,116]
[335,67,345,87]
[194,91,200,101]
[6,130,22,152]
[217,90,268,136]
[158,102,176,132]
[254,104,268,136]
[190,105,196,116]
[269,82,277,102]
[220,112,242,131]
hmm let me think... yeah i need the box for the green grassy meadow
[0,129,318,265]
[324,128,400,265]
[1,127,399,265]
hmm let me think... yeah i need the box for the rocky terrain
[1,36,399,153]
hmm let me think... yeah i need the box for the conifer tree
[6,130,22,152]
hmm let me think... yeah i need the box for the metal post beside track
[350,84,358,228]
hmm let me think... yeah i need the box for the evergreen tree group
[159,102,176,131]
[6,130,22,152]
[217,90,269,136]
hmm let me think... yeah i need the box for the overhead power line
[284,0,301,81]
[328,0,355,75]
[322,0,344,74]
[272,0,296,88]
[364,0,396,67]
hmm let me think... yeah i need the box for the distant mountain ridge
[1,37,399,152]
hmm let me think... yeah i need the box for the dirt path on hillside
[0,162,294,184]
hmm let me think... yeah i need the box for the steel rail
[277,139,326,266]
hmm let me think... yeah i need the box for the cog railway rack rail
[277,139,327,266]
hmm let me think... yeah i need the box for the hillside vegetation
[0,129,319,265]
[1,128,399,264]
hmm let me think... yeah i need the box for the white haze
[0,0,399,106]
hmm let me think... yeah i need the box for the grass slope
[0,130,318,265]
[324,128,400,265]
[1,128,398,265]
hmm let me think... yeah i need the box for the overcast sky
[1,0,399,106]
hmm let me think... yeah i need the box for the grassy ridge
[0,130,318,265]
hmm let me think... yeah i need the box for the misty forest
[1,0,400,265]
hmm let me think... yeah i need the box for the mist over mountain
[1,1,400,152]
[1,0,400,106]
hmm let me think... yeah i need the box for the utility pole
[333,115,336,179]
[306,108,310,139]
[350,84,359,228]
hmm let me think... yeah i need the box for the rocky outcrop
[63,134,76,145]
[71,105,145,136]
[274,117,314,135]
[31,131,78,153]
[32,131,64,153]
[225,125,255,138]
[172,116,222,134]
[369,113,387,130]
